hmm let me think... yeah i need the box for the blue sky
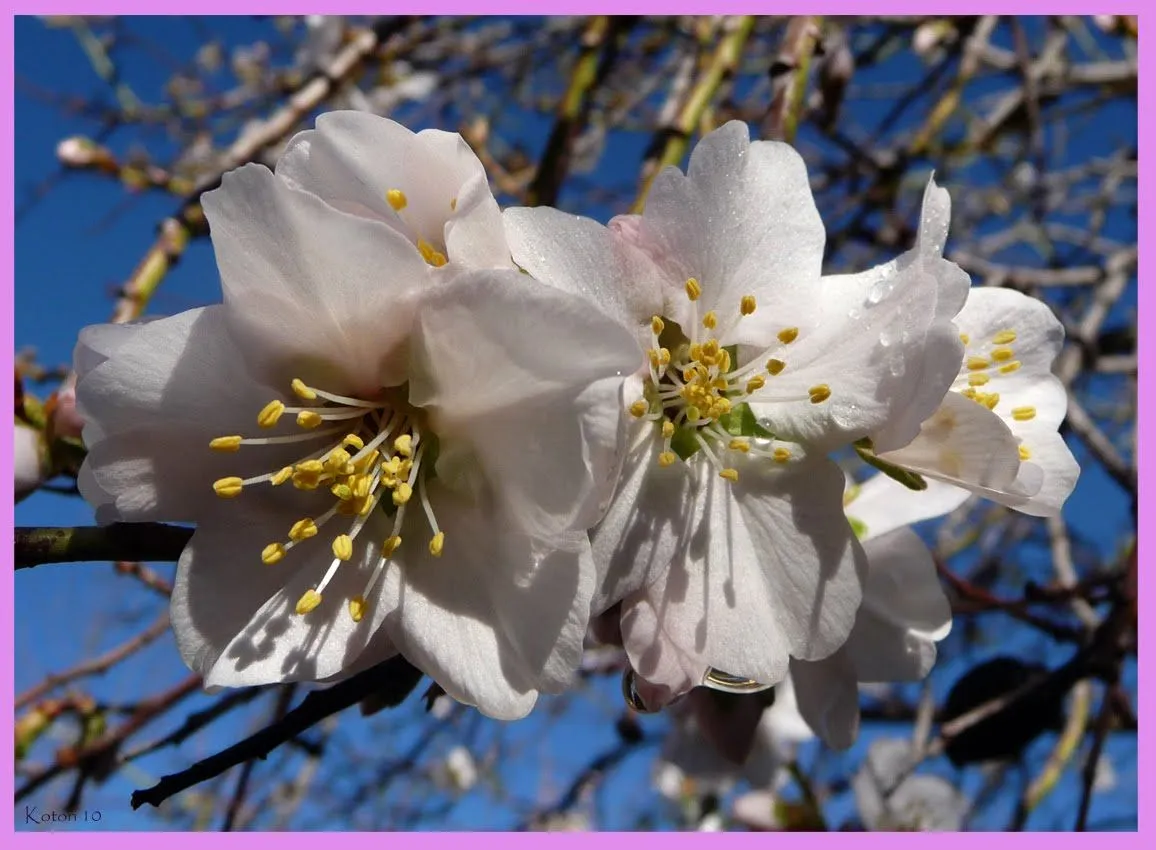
[13,16,1137,831]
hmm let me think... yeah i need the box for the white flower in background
[790,472,959,749]
[875,286,1079,517]
[15,421,50,503]
[505,120,969,705]
[443,745,478,791]
[853,738,968,831]
[74,115,642,720]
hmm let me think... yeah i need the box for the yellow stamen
[661,420,675,439]
[257,400,285,428]
[291,378,317,400]
[331,483,353,501]
[349,595,367,623]
[297,410,323,429]
[261,543,285,565]
[651,316,665,335]
[967,357,990,371]
[289,519,318,542]
[1018,445,1032,460]
[746,375,766,394]
[343,433,365,451]
[999,361,1022,374]
[702,311,718,330]
[969,374,990,387]
[271,466,294,486]
[382,535,402,557]
[295,589,322,615]
[766,358,786,376]
[210,435,243,452]
[1011,406,1037,421]
[808,384,832,404]
[658,451,677,467]
[297,459,325,475]
[393,482,413,505]
[685,277,701,301]
[719,468,739,482]
[960,333,971,345]
[630,400,649,418]
[429,532,445,557]
[387,188,408,211]
[213,477,244,498]
[777,327,799,345]
[740,295,757,316]
[993,330,1017,345]
[991,347,1015,362]
[773,447,791,462]
[417,239,448,267]
[729,439,750,453]
[393,434,414,458]
[332,535,353,561]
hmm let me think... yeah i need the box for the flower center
[209,378,445,624]
[629,278,829,481]
[955,328,1037,460]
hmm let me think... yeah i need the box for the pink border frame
[3,3,1148,840]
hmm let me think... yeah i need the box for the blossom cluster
[73,113,1078,741]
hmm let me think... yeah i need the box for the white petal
[860,528,952,639]
[913,176,971,321]
[14,423,47,501]
[201,163,430,391]
[643,121,826,345]
[789,651,861,750]
[877,392,1024,493]
[1000,427,1079,517]
[619,591,709,706]
[846,472,971,540]
[854,738,967,830]
[955,285,1064,379]
[759,675,816,747]
[503,205,667,339]
[408,269,642,543]
[179,502,393,687]
[844,608,938,682]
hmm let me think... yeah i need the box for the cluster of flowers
[74,113,1078,745]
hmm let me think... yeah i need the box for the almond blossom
[74,114,641,720]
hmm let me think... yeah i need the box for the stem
[14,523,194,569]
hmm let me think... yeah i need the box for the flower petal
[408,268,643,543]
[860,528,952,639]
[999,427,1079,517]
[846,472,971,541]
[955,285,1064,380]
[844,607,938,682]
[789,650,861,750]
[201,163,430,391]
[503,205,667,341]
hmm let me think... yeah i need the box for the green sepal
[854,438,928,491]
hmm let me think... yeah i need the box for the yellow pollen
[289,518,318,542]
[209,435,243,452]
[343,434,365,451]
[960,333,971,345]
[702,340,719,358]
[658,347,671,366]
[297,410,323,429]
[213,477,244,498]
[686,405,702,422]
[393,434,414,458]
[658,451,677,467]
[999,361,1022,374]
[349,595,367,623]
[332,535,354,561]
[685,277,701,301]
[967,357,990,371]
[991,347,1015,362]
[983,392,1000,409]
[719,468,739,482]
[766,358,786,376]
[702,311,718,330]
[387,188,408,211]
[777,327,799,345]
[450,197,457,211]
[808,384,832,404]
[393,482,413,505]
[746,375,766,394]
[297,459,325,475]
[740,295,757,316]
[295,589,322,615]
[257,400,285,428]
[325,447,352,472]
[429,532,446,557]
[718,348,731,372]
[773,447,791,462]
[1019,445,1032,460]
[630,400,649,418]
[651,316,665,335]
[969,374,990,387]
[291,378,317,400]
[729,439,750,453]
[352,476,371,499]
[271,466,294,486]
[1011,406,1037,421]
[331,483,353,501]
[417,239,448,267]
[993,330,1017,345]
[382,535,402,557]
[261,543,286,565]
[661,420,675,439]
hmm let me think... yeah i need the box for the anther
[1019,445,1032,460]
[999,361,1021,374]
[332,535,354,561]
[766,358,786,376]
[773,447,791,462]
[417,239,448,267]
[349,595,367,623]
[1011,406,1037,421]
[991,348,1015,362]
[261,543,285,565]
[429,532,445,557]
[685,277,701,301]
[702,311,718,330]
[393,434,414,458]
[393,482,413,505]
[651,316,665,335]
[960,333,971,345]
[719,468,739,482]
[993,330,1017,345]
[740,295,757,316]
[969,374,990,386]
[382,535,402,557]
[808,384,832,404]
[213,477,244,498]
[777,327,799,345]
[257,400,285,428]
[729,439,750,453]
[297,410,323,429]
[295,589,323,615]
[967,357,989,371]
[658,451,677,467]
[387,189,408,211]
[630,400,649,418]
[745,375,766,394]
[209,435,243,452]
[291,378,317,400]
[271,466,294,486]
[661,421,675,439]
